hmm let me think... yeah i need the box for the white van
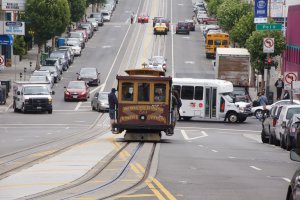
[172,78,251,123]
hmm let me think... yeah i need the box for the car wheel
[48,109,52,114]
[280,134,286,149]
[183,117,192,121]
[22,104,27,114]
[238,117,247,123]
[228,112,238,123]
[274,136,280,146]
[269,130,274,144]
[254,109,263,119]
[261,129,269,143]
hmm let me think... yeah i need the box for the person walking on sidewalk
[108,88,118,132]
[275,77,284,100]
[130,12,134,24]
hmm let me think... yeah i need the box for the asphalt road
[0,0,298,199]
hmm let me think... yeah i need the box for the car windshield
[23,86,49,95]
[33,71,49,76]
[99,93,108,100]
[40,66,56,72]
[45,60,56,65]
[91,13,101,18]
[223,93,233,103]
[80,68,97,75]
[50,53,64,59]
[102,12,109,16]
[68,82,85,89]
[152,57,164,63]
[87,18,96,22]
[69,32,81,38]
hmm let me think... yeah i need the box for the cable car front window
[154,83,166,102]
[122,82,134,101]
[138,83,150,102]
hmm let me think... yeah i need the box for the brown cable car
[113,69,174,139]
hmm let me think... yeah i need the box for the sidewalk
[0,47,39,112]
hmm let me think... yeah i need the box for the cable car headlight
[139,115,147,121]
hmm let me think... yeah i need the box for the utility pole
[265,0,272,103]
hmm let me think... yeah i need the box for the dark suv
[77,67,100,86]
[176,21,190,34]
[185,19,195,31]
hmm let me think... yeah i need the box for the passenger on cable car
[154,88,165,102]
[124,87,134,101]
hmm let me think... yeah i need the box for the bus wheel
[228,113,238,123]
[183,117,192,121]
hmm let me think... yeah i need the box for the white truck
[215,48,251,102]
[13,81,54,114]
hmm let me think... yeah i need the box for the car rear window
[286,108,300,120]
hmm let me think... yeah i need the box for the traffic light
[264,58,277,69]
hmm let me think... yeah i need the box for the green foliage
[245,30,286,73]
[207,0,224,16]
[13,36,27,59]
[25,0,70,46]
[217,0,251,32]
[68,0,86,22]
[230,12,255,47]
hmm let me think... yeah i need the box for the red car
[137,14,149,23]
[64,81,90,101]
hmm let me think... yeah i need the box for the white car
[147,56,167,72]
[101,10,111,21]
[251,99,300,119]
[87,18,99,31]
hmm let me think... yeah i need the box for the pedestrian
[130,12,134,24]
[108,88,118,132]
[173,90,182,119]
[275,77,284,100]
[283,90,290,100]
[171,92,178,127]
[258,92,268,121]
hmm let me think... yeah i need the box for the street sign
[4,21,25,35]
[1,0,25,11]
[284,72,298,90]
[254,0,268,24]
[263,38,274,53]
[0,55,5,66]
[256,23,282,30]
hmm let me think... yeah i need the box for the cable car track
[0,113,109,179]
[25,142,157,200]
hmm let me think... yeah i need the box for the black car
[77,67,100,86]
[286,149,300,200]
[176,21,190,34]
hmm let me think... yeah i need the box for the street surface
[0,0,298,199]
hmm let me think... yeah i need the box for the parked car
[78,24,93,39]
[58,48,74,65]
[101,10,112,22]
[274,105,300,147]
[185,19,195,31]
[32,70,54,87]
[87,18,99,31]
[286,149,300,200]
[91,91,109,112]
[44,58,63,75]
[252,99,300,119]
[261,104,284,144]
[64,81,90,101]
[176,21,190,34]
[103,3,114,13]
[40,65,61,83]
[283,114,300,150]
[65,37,84,51]
[90,12,104,26]
[68,31,85,46]
[75,29,88,42]
[146,56,167,72]
[50,50,69,71]
[77,67,100,86]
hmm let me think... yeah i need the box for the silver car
[147,56,167,72]
[40,66,61,83]
[91,92,109,112]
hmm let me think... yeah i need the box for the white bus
[172,78,251,123]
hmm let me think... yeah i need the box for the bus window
[214,40,221,45]
[173,85,181,97]
[154,83,166,102]
[208,40,213,45]
[222,40,228,45]
[122,82,134,101]
[138,83,150,101]
[195,86,203,100]
[181,86,194,100]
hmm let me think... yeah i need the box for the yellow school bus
[205,32,229,58]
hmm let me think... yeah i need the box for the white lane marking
[282,178,291,183]
[177,3,183,6]
[16,139,24,142]
[74,102,82,111]
[181,130,208,140]
[250,166,262,171]
[90,84,104,94]
[228,156,236,159]
[182,36,190,39]
[211,150,218,153]
[171,26,175,77]
[184,61,195,64]
[65,127,70,129]
[47,133,53,135]
[102,45,112,48]
[176,127,260,133]
[198,145,204,147]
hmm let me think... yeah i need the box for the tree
[13,36,27,60]
[216,0,251,32]
[245,30,286,74]
[68,0,86,22]
[230,12,255,47]
[207,0,224,16]
[25,0,70,67]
